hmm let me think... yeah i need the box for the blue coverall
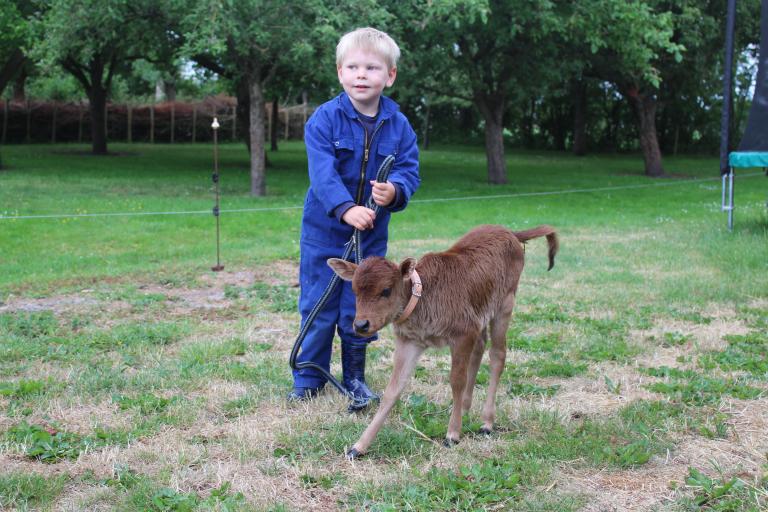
[294,92,420,389]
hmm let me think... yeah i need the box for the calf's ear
[327,258,358,281]
[399,257,416,278]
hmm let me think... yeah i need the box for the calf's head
[328,256,416,335]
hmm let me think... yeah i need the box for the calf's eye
[380,288,391,298]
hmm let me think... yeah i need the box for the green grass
[0,142,766,510]
[0,472,68,510]
[2,142,767,300]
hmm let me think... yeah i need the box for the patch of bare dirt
[0,294,100,314]
[0,261,301,320]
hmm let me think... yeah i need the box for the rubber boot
[342,341,380,412]
[286,384,324,403]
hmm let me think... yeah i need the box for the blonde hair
[336,27,401,70]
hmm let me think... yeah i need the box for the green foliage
[508,332,561,353]
[508,382,560,397]
[6,422,92,462]
[0,378,46,398]
[0,310,58,338]
[248,282,299,313]
[523,358,587,378]
[661,331,694,347]
[350,458,524,511]
[699,331,768,378]
[679,466,768,511]
[100,463,143,490]
[222,395,258,418]
[642,366,763,405]
[0,472,67,510]
[300,473,345,490]
[113,392,178,415]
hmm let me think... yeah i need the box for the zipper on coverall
[354,120,385,204]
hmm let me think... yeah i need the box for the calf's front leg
[347,338,424,459]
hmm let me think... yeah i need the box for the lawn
[0,142,766,511]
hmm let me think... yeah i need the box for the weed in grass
[248,282,298,313]
[90,321,189,351]
[0,310,58,338]
[0,378,47,398]
[508,332,561,352]
[413,365,429,381]
[642,366,764,405]
[113,392,178,415]
[300,472,346,490]
[251,342,273,352]
[224,283,244,299]
[580,336,639,362]
[150,487,199,511]
[179,338,249,370]
[698,331,768,378]
[661,331,694,347]
[146,484,249,511]
[100,463,143,490]
[222,359,291,388]
[575,318,640,362]
[604,376,622,395]
[509,409,664,469]
[515,303,570,324]
[5,422,92,462]
[668,308,713,325]
[678,466,768,511]
[349,458,525,511]
[523,358,587,378]
[222,395,258,418]
[276,418,433,461]
[508,381,561,397]
[399,394,450,438]
[736,305,768,330]
[0,472,67,510]
[617,399,731,440]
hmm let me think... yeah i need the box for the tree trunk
[270,96,278,151]
[627,90,664,177]
[572,80,587,156]
[0,49,26,95]
[13,66,28,102]
[476,97,507,184]
[249,76,266,196]
[88,86,108,154]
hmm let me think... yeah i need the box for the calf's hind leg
[446,332,479,445]
[481,297,515,433]
[462,330,486,414]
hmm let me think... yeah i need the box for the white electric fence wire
[0,171,763,221]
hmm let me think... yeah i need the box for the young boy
[289,28,420,406]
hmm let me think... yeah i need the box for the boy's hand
[342,206,376,230]
[370,180,396,206]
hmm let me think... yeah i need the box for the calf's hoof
[442,437,460,448]
[346,447,362,460]
[478,427,493,436]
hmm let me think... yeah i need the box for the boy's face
[337,49,397,114]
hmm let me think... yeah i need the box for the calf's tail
[513,225,558,271]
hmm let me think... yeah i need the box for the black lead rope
[289,155,396,409]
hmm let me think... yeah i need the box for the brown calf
[328,224,558,459]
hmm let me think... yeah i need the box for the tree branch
[62,56,92,91]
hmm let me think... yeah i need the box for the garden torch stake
[211,116,224,271]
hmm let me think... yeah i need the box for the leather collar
[395,269,422,324]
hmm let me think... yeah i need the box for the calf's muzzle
[353,319,370,334]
